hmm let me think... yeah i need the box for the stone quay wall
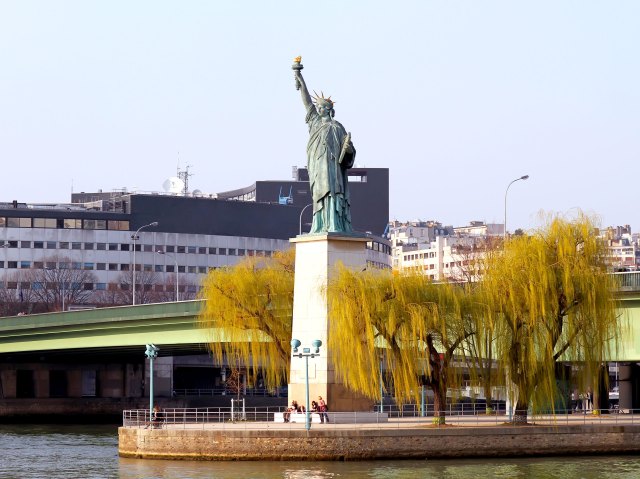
[119,424,640,461]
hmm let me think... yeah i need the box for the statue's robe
[305,105,355,233]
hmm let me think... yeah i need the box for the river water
[1,424,640,479]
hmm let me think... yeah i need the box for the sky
[1,1,639,233]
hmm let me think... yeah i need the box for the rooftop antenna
[177,164,193,197]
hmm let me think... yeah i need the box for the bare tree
[116,269,160,305]
[28,256,98,311]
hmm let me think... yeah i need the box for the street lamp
[291,338,322,431]
[132,222,158,305]
[299,203,313,235]
[504,175,529,240]
[1,242,8,291]
[156,250,179,301]
[145,343,160,417]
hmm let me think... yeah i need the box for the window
[33,218,56,228]
[108,263,118,271]
[83,219,107,230]
[120,264,130,271]
[228,248,236,256]
[108,220,129,231]
[166,245,175,253]
[96,283,106,291]
[238,249,245,256]
[8,261,18,269]
[45,262,56,269]
[188,266,196,273]
[187,246,196,254]
[97,263,106,271]
[72,262,82,270]
[143,264,152,272]
[208,247,217,254]
[59,242,69,249]
[178,266,186,273]
[120,243,130,251]
[20,261,31,269]
[96,243,106,250]
[155,265,163,272]
[219,248,227,255]
[7,217,31,228]
[34,241,44,249]
[21,241,31,248]
[34,262,44,269]
[84,243,94,250]
[64,219,81,229]
[166,265,175,273]
[7,241,18,248]
[143,244,153,252]
[72,242,82,250]
[83,263,94,270]
[198,266,207,273]
[198,247,207,254]
[177,246,186,253]
[47,241,57,249]
[108,243,118,251]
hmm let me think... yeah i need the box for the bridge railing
[613,271,640,291]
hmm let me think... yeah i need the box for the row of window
[366,241,392,255]
[1,240,272,256]
[1,281,199,293]
[0,217,130,230]
[0,261,211,274]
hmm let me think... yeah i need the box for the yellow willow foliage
[479,213,619,412]
[327,266,472,406]
[198,248,295,389]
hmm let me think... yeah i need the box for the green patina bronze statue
[293,57,356,234]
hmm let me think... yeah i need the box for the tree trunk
[431,381,447,425]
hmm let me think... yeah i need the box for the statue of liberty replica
[293,57,356,234]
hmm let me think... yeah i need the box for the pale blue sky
[1,1,638,233]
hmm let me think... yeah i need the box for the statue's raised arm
[292,57,313,111]
[291,56,355,235]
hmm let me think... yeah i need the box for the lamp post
[145,343,160,417]
[291,338,322,431]
[132,222,158,305]
[156,250,179,301]
[299,203,313,235]
[1,242,8,290]
[504,175,529,240]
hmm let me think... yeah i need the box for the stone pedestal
[288,233,373,412]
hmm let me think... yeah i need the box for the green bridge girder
[1,293,640,361]
[0,300,211,355]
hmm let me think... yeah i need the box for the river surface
[1,424,640,478]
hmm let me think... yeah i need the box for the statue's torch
[292,56,303,90]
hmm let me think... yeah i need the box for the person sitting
[151,405,163,429]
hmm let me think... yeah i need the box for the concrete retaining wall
[119,425,640,460]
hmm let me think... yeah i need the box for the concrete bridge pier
[618,363,640,410]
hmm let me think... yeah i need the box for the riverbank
[119,418,640,461]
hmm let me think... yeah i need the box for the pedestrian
[317,396,329,423]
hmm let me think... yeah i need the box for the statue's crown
[312,91,334,108]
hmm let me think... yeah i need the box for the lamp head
[145,343,159,359]
[521,175,529,180]
[311,339,322,353]
[150,222,159,227]
[290,338,301,353]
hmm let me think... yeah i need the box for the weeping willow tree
[198,249,295,391]
[327,267,474,424]
[480,214,619,423]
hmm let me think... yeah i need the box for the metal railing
[172,387,286,398]
[613,270,640,291]
[122,407,639,430]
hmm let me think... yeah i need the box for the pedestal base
[288,233,373,412]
